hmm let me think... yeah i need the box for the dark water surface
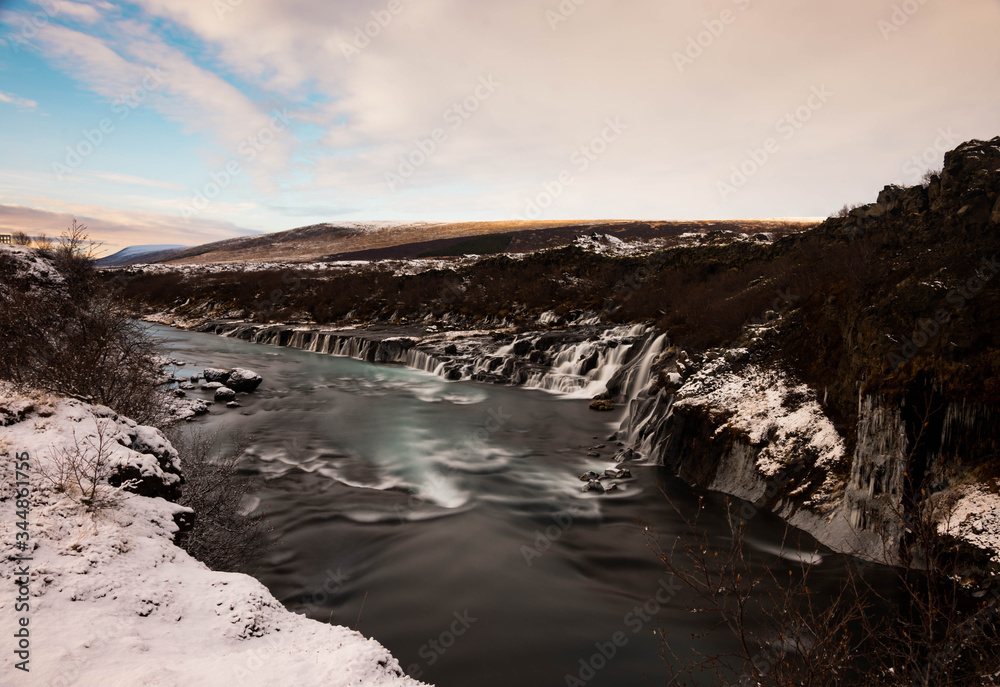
[152,324,866,687]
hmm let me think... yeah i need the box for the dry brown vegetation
[160,218,819,265]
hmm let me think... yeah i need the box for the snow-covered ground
[939,485,1000,567]
[0,384,426,687]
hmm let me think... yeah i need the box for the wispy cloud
[88,171,184,190]
[0,90,38,111]
[1,0,999,234]
[0,201,254,255]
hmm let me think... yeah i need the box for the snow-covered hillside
[0,385,425,687]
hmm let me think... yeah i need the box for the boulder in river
[578,471,601,482]
[614,448,637,463]
[202,382,223,390]
[214,386,237,402]
[204,368,231,384]
[589,399,615,412]
[583,480,605,494]
[227,368,263,392]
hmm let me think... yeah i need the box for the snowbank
[0,386,426,687]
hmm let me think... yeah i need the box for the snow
[939,485,1000,567]
[0,385,427,687]
[674,356,846,482]
[0,245,65,285]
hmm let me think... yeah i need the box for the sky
[0,0,999,254]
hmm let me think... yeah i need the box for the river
[151,323,870,686]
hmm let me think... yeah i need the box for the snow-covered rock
[0,386,426,687]
[226,369,262,393]
[203,368,231,384]
[214,387,237,403]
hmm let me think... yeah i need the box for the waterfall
[198,320,669,405]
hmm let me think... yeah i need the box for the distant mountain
[157,219,822,265]
[95,244,188,267]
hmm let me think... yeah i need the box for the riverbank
[0,383,426,687]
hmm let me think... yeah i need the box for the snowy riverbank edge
[0,385,427,687]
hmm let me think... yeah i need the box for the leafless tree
[38,420,131,511]
[167,428,271,573]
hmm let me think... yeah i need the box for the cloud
[0,202,254,255]
[89,171,184,190]
[9,0,1000,224]
[0,90,37,111]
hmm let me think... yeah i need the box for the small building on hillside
[0,235,11,245]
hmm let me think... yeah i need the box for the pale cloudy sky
[0,0,998,253]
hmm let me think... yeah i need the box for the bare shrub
[38,420,131,511]
[11,231,32,246]
[0,225,168,426]
[57,219,99,260]
[34,232,53,252]
[168,428,271,573]
[835,203,864,218]
[646,497,871,686]
[649,398,1000,686]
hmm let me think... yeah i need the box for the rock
[724,348,749,364]
[604,483,619,492]
[179,382,196,390]
[227,368,262,392]
[226,401,241,408]
[992,196,1000,226]
[214,386,237,402]
[661,372,684,393]
[511,339,533,356]
[586,451,601,458]
[604,468,632,479]
[579,471,601,482]
[190,374,201,383]
[444,344,459,355]
[589,399,615,412]
[582,480,605,494]
[445,368,463,381]
[204,368,231,384]
[615,448,637,463]
[202,382,223,390]
[173,389,187,398]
